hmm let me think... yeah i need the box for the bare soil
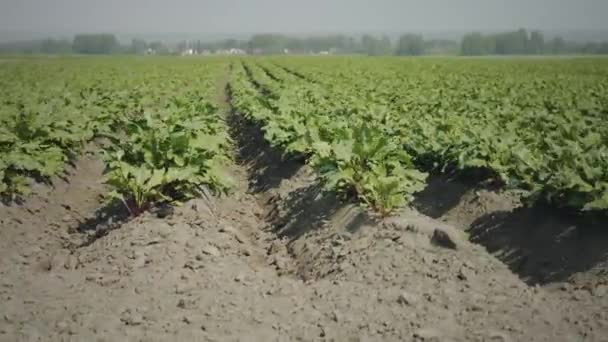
[1,99,607,341]
[414,174,608,285]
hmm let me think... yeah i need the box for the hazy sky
[1,0,607,34]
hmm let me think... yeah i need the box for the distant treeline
[0,34,168,55]
[202,34,457,56]
[0,30,607,56]
[0,33,455,56]
[461,29,608,55]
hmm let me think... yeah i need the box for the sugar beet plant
[104,94,233,216]
[273,57,608,212]
[309,121,427,216]
[0,57,233,216]
[0,95,96,199]
[233,57,608,214]
[231,62,427,216]
[0,59,136,200]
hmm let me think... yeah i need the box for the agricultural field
[0,57,231,207]
[234,56,608,213]
[0,56,607,341]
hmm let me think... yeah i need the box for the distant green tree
[72,34,119,54]
[494,29,528,54]
[424,39,458,55]
[461,32,488,55]
[361,34,391,56]
[176,40,188,53]
[249,34,288,54]
[360,34,374,54]
[528,30,545,54]
[148,41,169,54]
[130,39,147,54]
[286,38,304,52]
[380,35,392,54]
[549,36,566,54]
[346,37,358,53]
[223,39,238,49]
[582,42,599,54]
[40,38,72,54]
[396,34,425,56]
[462,29,550,55]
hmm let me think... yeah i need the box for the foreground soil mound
[1,120,606,341]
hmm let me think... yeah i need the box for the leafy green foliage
[0,97,93,198]
[231,57,608,213]
[310,122,427,216]
[231,62,428,215]
[0,57,232,213]
[104,96,232,215]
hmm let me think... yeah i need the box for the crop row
[231,61,427,215]
[0,57,232,214]
[233,57,608,212]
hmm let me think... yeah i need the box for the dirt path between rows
[0,76,606,341]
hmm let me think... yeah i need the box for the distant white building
[229,48,246,55]
[215,48,246,55]
[181,48,195,56]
